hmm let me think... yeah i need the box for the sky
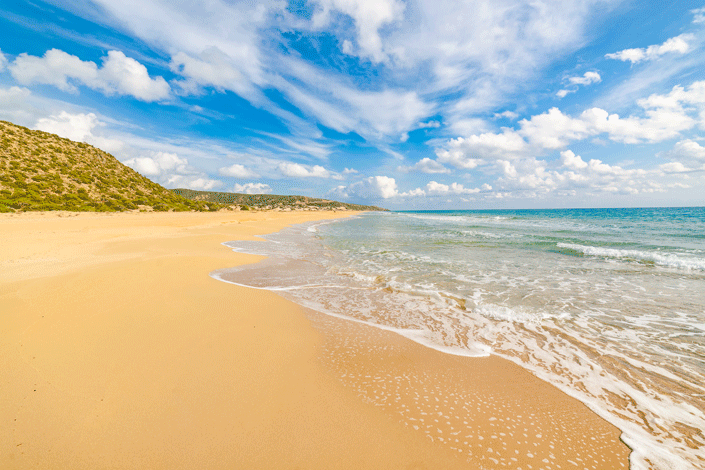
[1,0,704,209]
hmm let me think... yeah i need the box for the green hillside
[0,120,212,213]
[0,119,386,213]
[171,188,388,212]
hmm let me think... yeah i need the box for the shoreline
[1,210,631,469]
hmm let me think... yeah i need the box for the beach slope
[1,211,472,469]
[0,210,631,469]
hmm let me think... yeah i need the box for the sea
[213,207,705,470]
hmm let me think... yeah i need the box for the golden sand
[0,210,631,469]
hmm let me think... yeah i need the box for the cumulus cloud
[658,139,705,172]
[330,175,400,200]
[605,34,693,63]
[489,152,662,199]
[425,181,482,195]
[35,111,124,153]
[166,174,222,191]
[439,81,705,170]
[277,162,333,178]
[556,89,575,98]
[124,149,222,190]
[9,49,170,101]
[0,49,7,72]
[124,152,188,177]
[218,163,259,178]
[568,71,601,86]
[523,105,693,147]
[559,150,588,170]
[398,157,451,174]
[436,131,528,168]
[233,182,272,194]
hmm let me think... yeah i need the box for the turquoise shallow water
[215,207,705,470]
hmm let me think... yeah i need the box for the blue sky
[1,0,704,209]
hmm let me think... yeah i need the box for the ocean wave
[557,242,705,270]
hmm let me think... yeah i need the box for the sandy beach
[0,210,631,469]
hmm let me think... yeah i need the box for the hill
[0,120,387,213]
[171,188,388,212]
[0,120,210,212]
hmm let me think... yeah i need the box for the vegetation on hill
[0,120,211,213]
[171,188,388,212]
[0,119,386,213]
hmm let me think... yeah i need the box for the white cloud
[170,47,254,97]
[488,151,664,199]
[99,50,171,101]
[518,108,594,149]
[277,162,333,178]
[166,174,222,191]
[661,139,705,161]
[425,181,482,195]
[124,152,188,177]
[659,161,691,173]
[341,40,354,55]
[658,139,705,172]
[494,111,519,120]
[123,148,223,191]
[435,81,705,178]
[10,49,97,93]
[233,182,272,194]
[0,49,7,72]
[0,86,35,124]
[558,71,602,99]
[279,61,434,140]
[49,0,619,144]
[436,131,528,168]
[311,0,406,63]
[330,175,400,199]
[523,104,693,147]
[605,34,694,63]
[267,134,333,160]
[218,163,259,178]
[9,49,170,101]
[693,7,705,24]
[417,120,441,129]
[67,0,270,91]
[35,111,124,153]
[343,168,358,174]
[559,150,588,170]
[398,157,451,174]
[568,71,601,86]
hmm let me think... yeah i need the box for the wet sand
[0,210,631,469]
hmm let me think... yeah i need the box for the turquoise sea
[214,207,705,469]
